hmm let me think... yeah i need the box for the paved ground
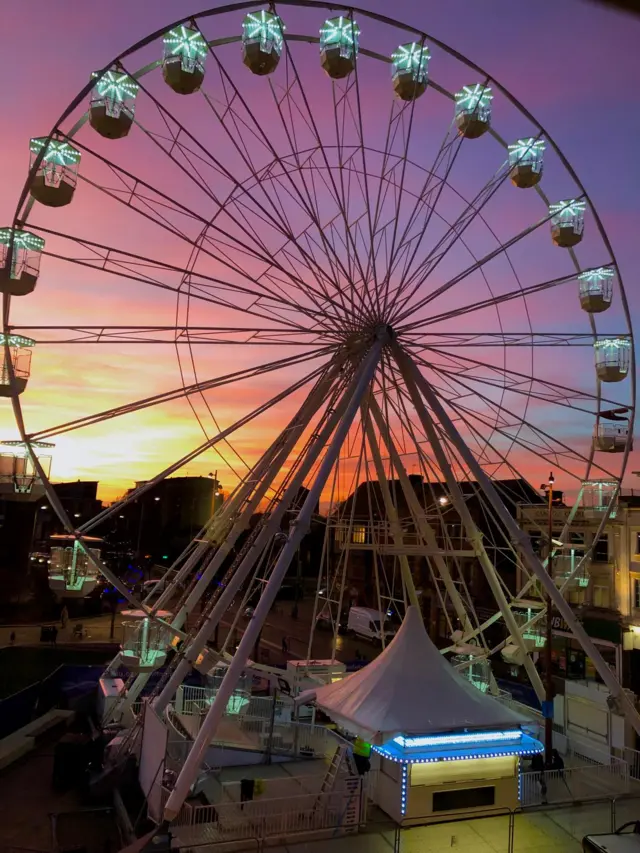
[263,796,640,853]
[0,612,126,648]
[0,597,375,669]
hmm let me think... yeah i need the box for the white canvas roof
[299,605,527,745]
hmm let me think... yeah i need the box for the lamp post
[543,471,555,764]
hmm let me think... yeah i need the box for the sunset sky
[1,0,638,504]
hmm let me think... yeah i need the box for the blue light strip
[394,729,523,749]
[400,764,408,815]
[372,732,543,765]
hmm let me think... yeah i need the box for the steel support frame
[394,345,545,699]
[162,339,383,821]
[399,345,640,737]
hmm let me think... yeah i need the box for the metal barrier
[519,759,629,807]
[171,783,362,847]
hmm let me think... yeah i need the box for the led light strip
[394,729,523,749]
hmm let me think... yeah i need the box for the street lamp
[438,496,449,506]
[540,471,555,765]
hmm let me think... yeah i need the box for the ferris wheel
[1,0,637,814]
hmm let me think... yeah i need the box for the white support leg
[153,363,358,714]
[400,346,640,737]
[395,347,545,700]
[163,340,383,821]
[361,406,421,610]
[368,395,475,634]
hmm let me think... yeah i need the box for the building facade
[516,488,640,692]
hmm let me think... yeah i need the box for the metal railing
[520,758,629,807]
[171,783,362,846]
[167,703,350,766]
[176,684,292,721]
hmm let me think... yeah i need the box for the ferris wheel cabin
[162,25,207,94]
[48,535,102,599]
[120,610,172,672]
[549,199,585,248]
[579,267,615,313]
[593,422,632,453]
[89,69,139,139]
[508,138,545,189]
[391,43,430,101]
[0,440,52,498]
[241,11,285,76]
[454,84,493,139]
[320,17,360,79]
[0,228,45,296]
[29,137,81,208]
[0,334,35,397]
[594,337,630,383]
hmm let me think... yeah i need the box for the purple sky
[0,0,638,499]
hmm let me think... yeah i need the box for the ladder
[315,743,350,806]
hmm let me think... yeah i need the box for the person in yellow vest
[352,736,372,775]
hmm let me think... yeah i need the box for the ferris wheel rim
[2,1,634,654]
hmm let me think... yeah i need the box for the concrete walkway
[262,796,640,853]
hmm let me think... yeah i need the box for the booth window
[433,786,495,812]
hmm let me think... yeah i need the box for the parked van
[347,607,395,643]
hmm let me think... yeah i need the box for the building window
[528,530,542,555]
[569,532,585,546]
[593,534,608,563]
[634,578,640,610]
[635,533,640,555]
[593,585,610,609]
[569,587,586,606]
[352,525,366,545]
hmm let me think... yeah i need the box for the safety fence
[171,781,362,848]
[519,757,629,807]
[372,795,640,853]
[167,705,350,766]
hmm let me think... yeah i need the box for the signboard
[550,614,571,633]
[517,506,602,532]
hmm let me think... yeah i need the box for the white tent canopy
[300,606,527,745]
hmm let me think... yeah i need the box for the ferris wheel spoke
[28,346,332,441]
[399,269,601,332]
[130,65,338,303]
[263,74,361,321]
[29,218,327,332]
[393,130,545,316]
[7,325,324,346]
[374,100,425,317]
[386,117,468,307]
[193,89,357,324]
[78,356,338,535]
[405,331,604,347]
[277,39,379,320]
[350,52,385,316]
[327,79,377,317]
[62,135,343,329]
[427,373,614,479]
[194,45,371,324]
[392,160,517,317]
[392,194,585,324]
[409,342,627,411]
